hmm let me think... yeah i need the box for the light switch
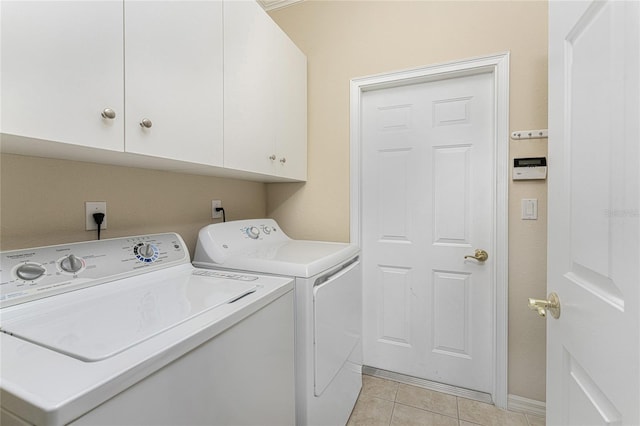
[522,199,538,220]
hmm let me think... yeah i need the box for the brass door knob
[464,249,488,262]
[528,292,561,319]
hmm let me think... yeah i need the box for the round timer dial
[134,243,159,263]
[246,226,260,239]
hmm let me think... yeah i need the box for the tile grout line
[389,382,398,426]
[388,402,396,426]
[392,401,460,422]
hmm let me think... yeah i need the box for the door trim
[349,52,510,408]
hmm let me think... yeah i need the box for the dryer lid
[0,268,256,361]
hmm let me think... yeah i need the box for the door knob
[528,292,561,319]
[139,118,153,129]
[464,249,488,262]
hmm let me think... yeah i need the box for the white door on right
[547,1,639,425]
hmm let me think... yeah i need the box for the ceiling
[257,0,305,11]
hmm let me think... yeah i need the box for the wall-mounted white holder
[511,129,548,140]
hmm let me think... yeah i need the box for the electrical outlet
[212,200,222,219]
[86,201,107,230]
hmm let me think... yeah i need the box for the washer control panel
[1,233,188,308]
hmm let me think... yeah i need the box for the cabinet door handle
[101,108,116,119]
[139,118,153,129]
[269,155,276,161]
[280,157,287,164]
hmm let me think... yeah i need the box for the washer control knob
[60,254,83,273]
[134,243,158,263]
[139,243,155,258]
[246,226,260,239]
[16,263,46,281]
[263,226,271,235]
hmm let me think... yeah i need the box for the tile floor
[347,375,545,426]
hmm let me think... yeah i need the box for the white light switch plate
[521,199,538,220]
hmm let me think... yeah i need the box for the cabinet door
[273,29,307,181]
[124,0,223,166]
[1,1,124,151]
[223,0,279,176]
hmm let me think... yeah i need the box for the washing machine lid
[0,267,257,362]
[200,240,359,278]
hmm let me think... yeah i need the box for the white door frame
[349,52,510,408]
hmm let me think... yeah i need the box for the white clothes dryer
[0,233,295,426]
[194,219,362,426]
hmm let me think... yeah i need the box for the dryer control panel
[240,222,281,241]
[0,233,189,308]
[194,219,292,265]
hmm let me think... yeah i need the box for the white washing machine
[0,233,295,426]
[194,219,362,426]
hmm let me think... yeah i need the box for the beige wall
[0,154,266,257]
[268,0,548,402]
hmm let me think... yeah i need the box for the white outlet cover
[212,200,222,219]
[86,201,107,230]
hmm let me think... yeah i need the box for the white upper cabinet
[1,1,125,152]
[1,0,223,167]
[1,0,305,181]
[224,0,307,181]
[272,25,307,181]
[124,1,223,166]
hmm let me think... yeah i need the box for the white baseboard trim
[507,394,546,417]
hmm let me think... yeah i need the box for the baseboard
[507,394,546,417]
[362,366,493,404]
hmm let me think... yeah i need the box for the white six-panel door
[361,71,495,393]
[547,1,639,424]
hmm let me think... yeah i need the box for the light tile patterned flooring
[348,375,545,426]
